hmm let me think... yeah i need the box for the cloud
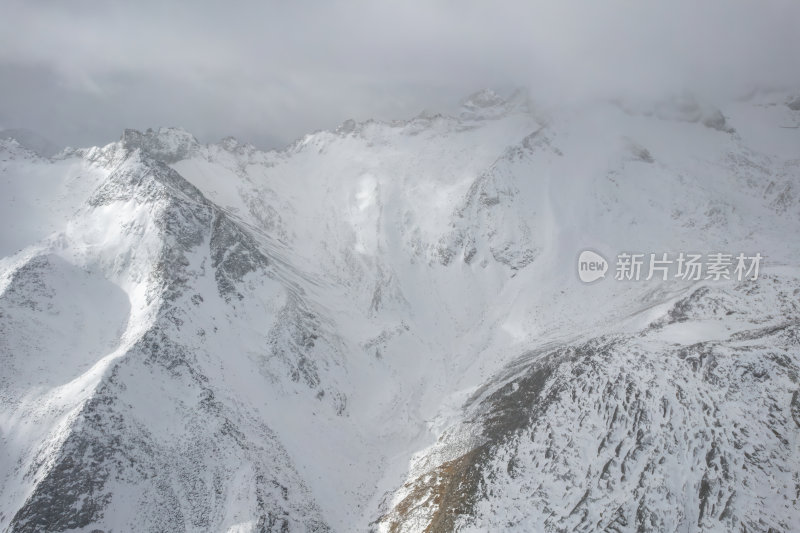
[1,0,798,150]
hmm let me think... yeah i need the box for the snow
[0,89,799,531]
[0,142,107,257]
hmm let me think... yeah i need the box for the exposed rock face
[121,127,200,164]
[380,278,800,532]
[1,90,799,532]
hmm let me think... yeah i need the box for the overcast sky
[1,1,799,150]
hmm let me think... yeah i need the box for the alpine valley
[1,89,799,532]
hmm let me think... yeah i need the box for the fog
[1,0,798,150]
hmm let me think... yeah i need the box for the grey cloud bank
[1,0,799,151]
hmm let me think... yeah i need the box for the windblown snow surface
[1,90,799,532]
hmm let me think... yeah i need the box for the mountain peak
[2,91,800,533]
[459,88,530,119]
[0,128,61,158]
[120,126,199,163]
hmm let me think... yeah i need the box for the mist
[1,0,798,150]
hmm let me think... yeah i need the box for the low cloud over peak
[1,1,798,150]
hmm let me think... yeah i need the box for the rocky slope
[1,89,799,532]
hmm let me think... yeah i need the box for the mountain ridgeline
[1,90,799,532]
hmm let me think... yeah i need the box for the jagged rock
[1,90,799,532]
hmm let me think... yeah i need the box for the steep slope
[1,144,337,531]
[377,275,800,532]
[1,89,799,532]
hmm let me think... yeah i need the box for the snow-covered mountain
[1,89,799,532]
[0,130,61,159]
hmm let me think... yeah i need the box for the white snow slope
[0,89,799,532]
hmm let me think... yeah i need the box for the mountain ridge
[1,89,799,532]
